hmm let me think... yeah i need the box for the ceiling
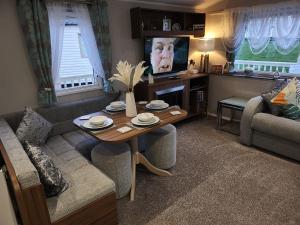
[138,0,204,7]
[130,0,287,12]
[131,0,226,11]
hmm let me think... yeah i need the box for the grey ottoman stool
[139,124,177,170]
[91,143,131,199]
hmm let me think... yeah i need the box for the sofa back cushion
[38,94,119,137]
[3,94,119,137]
[0,119,40,189]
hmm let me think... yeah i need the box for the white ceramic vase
[125,91,137,117]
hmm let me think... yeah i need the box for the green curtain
[17,0,56,106]
[88,0,113,92]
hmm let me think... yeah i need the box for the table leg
[129,137,172,201]
[137,153,172,176]
[130,138,138,201]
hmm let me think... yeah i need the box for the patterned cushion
[23,142,68,197]
[271,78,300,107]
[261,79,287,116]
[16,107,53,145]
[282,104,300,120]
[271,78,300,120]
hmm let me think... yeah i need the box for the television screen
[144,37,189,76]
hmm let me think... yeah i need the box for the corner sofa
[0,94,119,225]
[240,96,300,161]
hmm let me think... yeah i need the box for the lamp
[198,38,215,73]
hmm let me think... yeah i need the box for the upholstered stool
[91,143,131,199]
[139,124,177,170]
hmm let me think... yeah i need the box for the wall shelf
[130,7,206,39]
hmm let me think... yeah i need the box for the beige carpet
[117,118,300,225]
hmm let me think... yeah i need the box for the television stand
[168,76,180,80]
[135,73,209,118]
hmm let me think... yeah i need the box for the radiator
[0,168,18,225]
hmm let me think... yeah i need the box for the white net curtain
[222,1,300,55]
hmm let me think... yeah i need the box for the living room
[0,0,299,225]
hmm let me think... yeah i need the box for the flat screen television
[144,37,189,76]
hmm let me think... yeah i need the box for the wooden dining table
[73,104,187,201]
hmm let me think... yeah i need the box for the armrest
[240,96,264,145]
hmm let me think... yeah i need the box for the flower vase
[125,91,137,117]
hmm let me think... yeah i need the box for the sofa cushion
[16,107,53,145]
[23,142,68,197]
[37,94,119,137]
[44,135,115,222]
[252,113,300,144]
[62,130,100,159]
[0,119,40,189]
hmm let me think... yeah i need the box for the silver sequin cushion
[23,142,68,197]
[16,107,53,145]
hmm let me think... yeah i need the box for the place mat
[126,122,144,130]
[90,124,117,134]
[146,105,181,113]
[126,120,163,130]
[101,109,123,115]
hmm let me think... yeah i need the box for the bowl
[137,113,154,122]
[150,100,165,107]
[110,101,125,109]
[89,115,107,126]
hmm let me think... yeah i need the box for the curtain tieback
[44,88,52,92]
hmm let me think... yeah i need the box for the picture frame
[210,65,224,74]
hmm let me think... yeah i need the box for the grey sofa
[0,94,119,225]
[240,96,300,161]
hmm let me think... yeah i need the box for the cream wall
[203,0,286,115]
[108,0,199,68]
[0,0,282,116]
[0,0,198,116]
[0,0,105,115]
[0,0,39,115]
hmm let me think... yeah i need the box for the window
[78,33,88,58]
[232,12,300,77]
[47,3,104,95]
[58,22,96,91]
[234,39,300,76]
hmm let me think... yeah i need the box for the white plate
[131,116,160,127]
[138,117,156,124]
[146,103,169,110]
[82,118,113,130]
[106,105,126,112]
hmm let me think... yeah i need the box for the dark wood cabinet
[134,73,209,118]
[130,7,205,39]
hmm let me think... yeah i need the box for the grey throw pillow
[23,142,68,197]
[261,90,282,116]
[16,107,53,145]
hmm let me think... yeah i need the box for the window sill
[210,72,300,80]
[56,85,102,97]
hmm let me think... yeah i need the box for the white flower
[109,60,148,91]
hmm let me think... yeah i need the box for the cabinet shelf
[130,7,206,39]
[190,85,207,92]
[142,30,204,37]
[134,73,209,118]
